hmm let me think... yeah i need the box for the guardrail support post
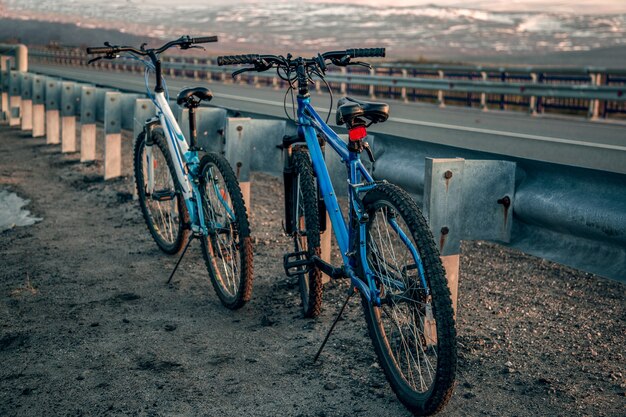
[588,73,601,119]
[8,71,21,127]
[60,81,77,152]
[529,73,538,115]
[0,56,9,124]
[368,68,376,99]
[20,73,33,131]
[45,79,61,144]
[80,86,97,162]
[104,92,122,179]
[437,70,445,108]
[224,118,252,210]
[31,75,45,137]
[401,69,408,103]
[340,67,347,95]
[480,71,488,111]
[423,158,465,316]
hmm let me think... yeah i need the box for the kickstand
[314,288,356,362]
[166,234,195,284]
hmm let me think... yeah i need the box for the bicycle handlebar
[86,35,218,57]
[216,48,385,74]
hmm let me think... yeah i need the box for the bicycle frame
[296,96,429,304]
[145,91,209,235]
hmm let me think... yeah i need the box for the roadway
[31,63,626,174]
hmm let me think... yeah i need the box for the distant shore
[1,17,625,68]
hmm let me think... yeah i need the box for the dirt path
[1,125,624,417]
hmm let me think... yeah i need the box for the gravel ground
[0,124,625,417]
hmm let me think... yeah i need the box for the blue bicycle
[219,49,457,415]
[86,37,254,309]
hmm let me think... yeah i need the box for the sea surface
[1,0,625,59]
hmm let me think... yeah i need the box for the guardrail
[29,48,626,119]
[2,48,625,288]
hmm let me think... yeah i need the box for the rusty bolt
[497,196,511,208]
[444,170,453,180]
[441,226,449,235]
[236,125,243,132]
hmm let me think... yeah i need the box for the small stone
[463,392,476,399]
[324,382,338,390]
[76,375,85,381]
[504,361,513,368]
[90,322,99,327]
[164,324,177,332]
[122,318,130,324]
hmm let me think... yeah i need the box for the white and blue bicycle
[86,36,254,309]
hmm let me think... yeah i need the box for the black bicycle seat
[336,96,389,126]
[176,87,213,108]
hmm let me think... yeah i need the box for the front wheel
[134,128,190,254]
[199,153,254,310]
[360,183,457,416]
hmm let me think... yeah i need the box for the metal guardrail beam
[28,50,626,104]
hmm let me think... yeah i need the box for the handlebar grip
[217,54,261,66]
[191,36,218,44]
[86,46,116,55]
[347,48,386,58]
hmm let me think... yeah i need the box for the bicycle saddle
[336,96,389,126]
[176,87,213,108]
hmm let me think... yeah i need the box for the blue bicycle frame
[296,96,429,305]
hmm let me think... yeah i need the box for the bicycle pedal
[283,251,312,277]
[151,189,176,202]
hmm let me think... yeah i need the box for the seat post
[188,105,197,149]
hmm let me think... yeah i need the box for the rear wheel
[292,148,323,318]
[199,152,254,310]
[360,183,457,416]
[134,128,189,254]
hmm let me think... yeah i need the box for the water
[0,189,42,233]
[2,1,625,58]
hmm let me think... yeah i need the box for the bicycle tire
[134,128,190,254]
[360,183,457,416]
[198,152,254,310]
[291,148,323,318]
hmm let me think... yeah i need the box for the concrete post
[480,71,489,111]
[368,68,376,99]
[224,118,252,210]
[60,81,77,152]
[423,158,464,318]
[401,69,408,103]
[8,71,21,127]
[529,73,538,116]
[588,73,601,119]
[31,75,46,137]
[20,72,33,131]
[45,79,61,144]
[0,56,9,124]
[340,67,347,95]
[104,91,122,179]
[437,70,446,108]
[80,86,97,162]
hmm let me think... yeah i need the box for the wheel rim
[202,164,241,299]
[366,202,438,394]
[140,142,183,247]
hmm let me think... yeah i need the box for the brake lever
[87,56,103,65]
[351,61,372,70]
[232,67,254,78]
[188,45,206,51]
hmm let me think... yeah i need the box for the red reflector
[348,126,367,141]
